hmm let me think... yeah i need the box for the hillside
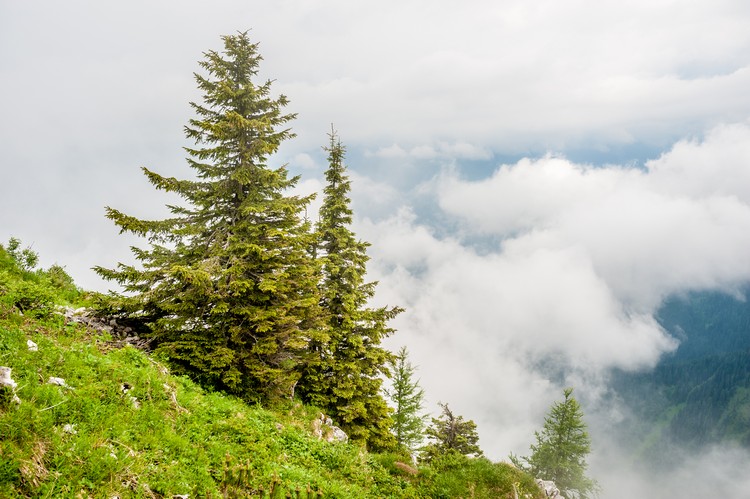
[612,288,750,465]
[0,242,542,498]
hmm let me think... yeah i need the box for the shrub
[4,280,55,318]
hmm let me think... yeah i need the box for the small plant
[4,280,55,318]
[5,237,39,271]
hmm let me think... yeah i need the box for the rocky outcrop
[58,307,151,351]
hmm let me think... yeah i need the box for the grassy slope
[0,243,542,498]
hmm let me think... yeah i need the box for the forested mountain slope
[613,288,750,464]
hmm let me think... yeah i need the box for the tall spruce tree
[385,346,427,452]
[95,32,322,403]
[297,128,402,450]
[511,388,599,499]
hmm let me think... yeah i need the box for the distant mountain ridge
[613,287,750,464]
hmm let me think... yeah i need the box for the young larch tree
[512,388,599,499]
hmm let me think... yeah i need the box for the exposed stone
[62,423,77,435]
[0,367,18,389]
[47,377,73,389]
[57,307,152,351]
[311,413,348,443]
[536,479,565,499]
[0,367,21,405]
[27,339,38,352]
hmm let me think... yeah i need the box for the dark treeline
[613,287,750,464]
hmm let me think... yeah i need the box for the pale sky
[3,2,750,497]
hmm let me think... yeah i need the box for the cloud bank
[359,123,750,497]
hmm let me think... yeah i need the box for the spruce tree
[95,32,322,403]
[512,388,599,499]
[385,346,427,452]
[297,128,402,450]
[422,403,483,461]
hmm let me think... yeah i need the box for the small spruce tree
[296,128,402,450]
[511,388,599,499]
[422,403,483,461]
[385,346,427,453]
[95,32,323,403]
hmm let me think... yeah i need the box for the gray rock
[536,479,564,498]
[0,367,17,389]
[312,413,349,443]
[48,377,73,389]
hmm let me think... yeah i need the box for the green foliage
[0,306,402,497]
[5,237,39,271]
[385,346,427,452]
[614,288,750,464]
[2,280,56,318]
[94,32,323,403]
[513,388,599,499]
[0,239,82,318]
[419,452,543,499]
[422,403,483,462]
[0,251,541,498]
[296,129,402,450]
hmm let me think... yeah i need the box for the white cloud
[359,124,750,492]
[372,141,491,161]
[373,144,408,159]
[291,153,317,170]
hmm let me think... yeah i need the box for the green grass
[0,241,543,498]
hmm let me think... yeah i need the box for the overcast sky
[3,2,750,497]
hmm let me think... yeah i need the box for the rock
[536,479,564,498]
[0,367,17,389]
[0,367,21,405]
[27,339,38,352]
[311,413,348,443]
[328,425,348,443]
[48,377,73,389]
[62,423,77,435]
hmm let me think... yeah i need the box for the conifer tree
[296,128,402,450]
[511,388,599,499]
[385,346,427,452]
[422,403,483,461]
[95,32,322,403]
